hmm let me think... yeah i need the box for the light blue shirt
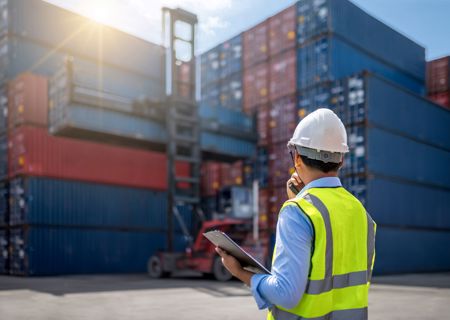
[251,177,342,310]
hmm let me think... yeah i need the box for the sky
[46,0,450,60]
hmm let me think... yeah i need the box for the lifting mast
[162,8,200,252]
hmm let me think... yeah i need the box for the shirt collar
[297,176,342,196]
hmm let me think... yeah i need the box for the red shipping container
[201,161,221,196]
[258,188,270,230]
[269,49,296,101]
[428,91,450,109]
[269,186,287,230]
[268,5,296,57]
[427,56,450,94]
[8,125,190,190]
[269,95,298,144]
[243,20,269,69]
[268,142,295,188]
[220,160,243,187]
[8,73,48,129]
[243,62,269,113]
[257,104,269,146]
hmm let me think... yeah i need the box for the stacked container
[427,56,450,109]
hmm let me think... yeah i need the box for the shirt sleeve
[250,204,314,310]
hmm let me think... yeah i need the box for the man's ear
[295,152,303,168]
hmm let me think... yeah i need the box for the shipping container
[200,82,221,109]
[201,131,256,159]
[427,56,449,94]
[268,143,295,188]
[428,91,450,109]
[9,125,191,190]
[243,20,268,69]
[3,0,164,79]
[220,161,244,187]
[296,0,425,82]
[268,5,296,57]
[269,95,297,144]
[343,125,450,189]
[342,175,450,230]
[0,180,7,226]
[299,73,450,151]
[219,72,243,110]
[243,62,269,113]
[297,36,424,94]
[257,104,269,146]
[269,49,296,101]
[0,227,8,274]
[201,161,221,196]
[374,226,450,274]
[256,148,269,188]
[8,176,172,228]
[219,34,242,80]
[8,73,48,129]
[0,85,7,133]
[269,186,287,230]
[258,188,270,230]
[199,103,253,134]
[8,225,189,276]
[0,134,7,180]
[200,45,221,87]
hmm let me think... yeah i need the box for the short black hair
[300,155,342,173]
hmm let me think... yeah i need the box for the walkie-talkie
[288,182,300,195]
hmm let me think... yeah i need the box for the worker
[216,108,376,319]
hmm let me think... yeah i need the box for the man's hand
[215,247,254,286]
[286,172,304,199]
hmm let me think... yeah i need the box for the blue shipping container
[200,46,221,87]
[343,125,450,189]
[0,228,8,274]
[201,132,256,159]
[199,103,253,134]
[299,73,450,151]
[342,176,450,230]
[296,36,424,94]
[219,34,242,79]
[200,82,221,109]
[9,177,170,228]
[4,0,164,79]
[0,181,8,226]
[374,226,450,275]
[296,0,425,82]
[219,72,243,110]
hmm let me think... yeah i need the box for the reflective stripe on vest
[267,188,376,320]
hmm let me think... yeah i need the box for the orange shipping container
[269,49,297,101]
[243,21,269,69]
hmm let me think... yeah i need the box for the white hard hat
[287,108,348,163]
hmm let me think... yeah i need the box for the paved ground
[0,272,449,319]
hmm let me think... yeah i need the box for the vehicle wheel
[147,255,170,278]
[212,256,233,281]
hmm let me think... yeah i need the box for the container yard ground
[0,273,449,319]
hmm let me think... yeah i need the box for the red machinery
[148,218,255,281]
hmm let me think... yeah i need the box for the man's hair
[300,155,342,173]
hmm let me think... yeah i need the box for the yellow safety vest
[267,186,376,320]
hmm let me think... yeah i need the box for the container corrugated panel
[220,161,244,187]
[200,82,221,109]
[374,226,450,275]
[296,0,425,82]
[0,227,8,274]
[49,103,168,147]
[0,134,7,180]
[6,0,164,79]
[8,176,169,228]
[427,56,449,94]
[201,131,256,159]
[0,85,7,133]
[269,49,296,101]
[428,91,450,109]
[8,226,188,275]
[200,46,221,87]
[344,125,450,189]
[9,125,190,190]
[199,104,253,134]
[201,162,221,196]
[269,95,297,144]
[243,62,269,113]
[298,73,450,151]
[219,72,243,110]
[219,34,242,79]
[0,181,8,226]
[8,73,48,129]
[268,143,294,188]
[257,104,269,146]
[297,36,424,94]
[342,176,450,230]
[243,20,269,69]
[268,5,296,57]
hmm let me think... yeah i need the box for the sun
[86,1,112,25]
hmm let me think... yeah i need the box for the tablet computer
[203,230,270,274]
